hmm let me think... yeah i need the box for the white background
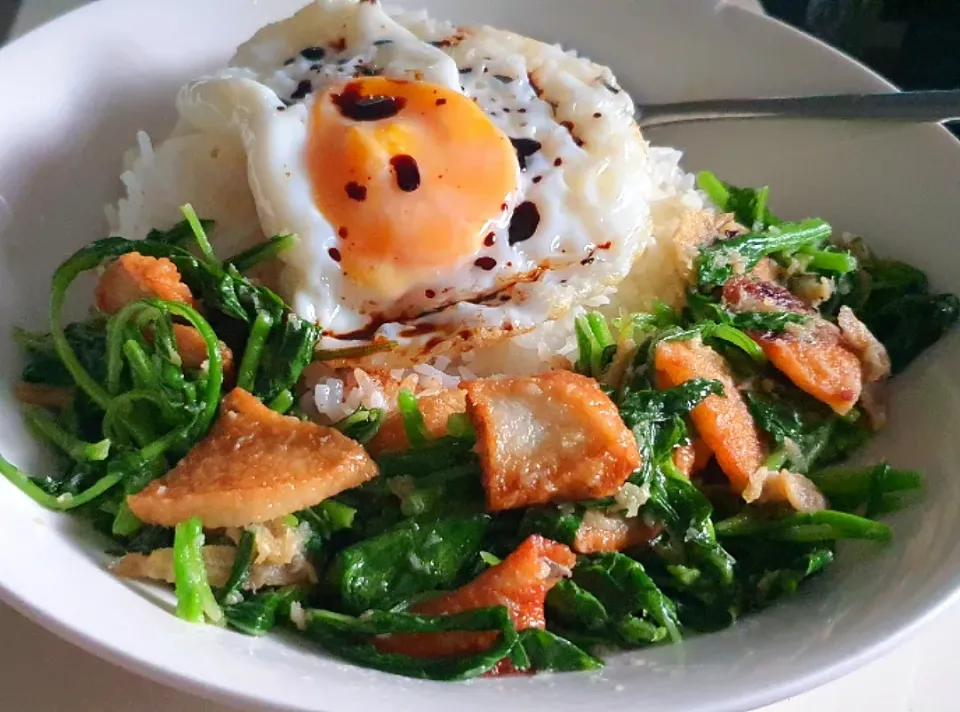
[2,1,956,710]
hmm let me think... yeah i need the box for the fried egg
[174,0,656,365]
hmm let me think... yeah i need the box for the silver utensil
[636,90,960,129]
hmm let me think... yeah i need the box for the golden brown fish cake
[127,388,378,527]
[95,252,195,314]
[655,337,767,495]
[461,371,640,512]
[572,510,661,554]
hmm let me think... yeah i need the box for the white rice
[306,360,480,422]
[308,370,386,422]
[107,129,265,257]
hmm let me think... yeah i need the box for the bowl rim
[1,1,959,711]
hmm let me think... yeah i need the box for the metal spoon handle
[636,90,960,129]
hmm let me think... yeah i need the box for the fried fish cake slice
[461,371,640,512]
[128,388,378,527]
[723,276,863,415]
[572,510,661,554]
[655,337,767,494]
[95,252,195,313]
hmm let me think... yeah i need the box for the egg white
[171,0,656,366]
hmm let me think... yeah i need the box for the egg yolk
[307,77,518,298]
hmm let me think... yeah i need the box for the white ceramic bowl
[1,1,959,711]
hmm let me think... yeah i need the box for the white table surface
[3,1,957,711]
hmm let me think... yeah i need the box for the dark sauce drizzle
[291,80,313,101]
[301,46,326,61]
[389,155,421,192]
[345,182,368,201]
[509,138,542,171]
[333,82,407,121]
[508,202,540,245]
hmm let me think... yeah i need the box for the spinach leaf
[144,218,214,246]
[727,311,810,333]
[518,506,583,547]
[615,615,669,645]
[838,249,959,372]
[518,629,602,672]
[807,463,923,516]
[333,407,386,445]
[726,540,834,611]
[816,414,872,467]
[696,219,832,291]
[225,233,297,273]
[184,260,287,324]
[619,378,723,425]
[0,452,123,511]
[748,546,834,607]
[375,437,477,479]
[124,525,174,554]
[697,172,779,231]
[546,579,609,632]
[575,312,617,379]
[298,499,357,539]
[715,509,891,542]
[573,553,681,643]
[253,313,321,402]
[388,465,484,518]
[862,293,959,373]
[746,390,871,473]
[746,391,805,449]
[616,375,735,589]
[224,587,303,636]
[330,514,489,613]
[303,606,518,680]
[56,231,289,329]
[217,529,256,604]
[18,322,107,388]
[397,389,431,447]
[644,472,736,588]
